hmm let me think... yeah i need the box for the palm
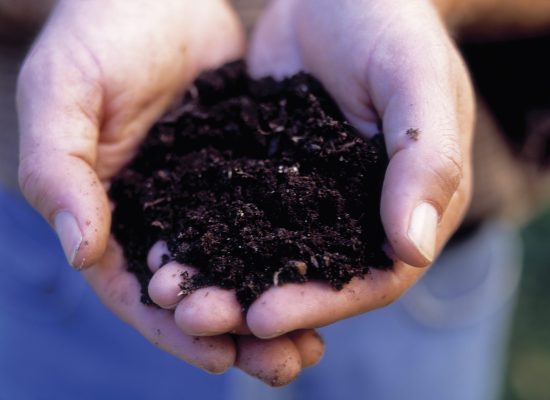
[18,0,252,375]
[17,0,327,383]
[67,5,246,183]
[245,0,474,338]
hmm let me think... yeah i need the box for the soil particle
[406,128,420,141]
[109,61,392,309]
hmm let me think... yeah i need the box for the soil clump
[109,61,392,309]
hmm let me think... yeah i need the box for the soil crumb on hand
[109,61,392,309]
[406,128,420,141]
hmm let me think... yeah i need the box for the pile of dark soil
[109,61,392,309]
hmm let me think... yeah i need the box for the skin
[16,0,322,384]
[236,0,550,345]
[160,0,475,340]
[241,0,476,337]
[15,0,550,388]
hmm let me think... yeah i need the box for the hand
[17,0,324,384]
[146,241,324,385]
[241,0,475,337]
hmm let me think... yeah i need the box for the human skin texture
[236,0,550,342]
[16,0,324,385]
[17,0,550,388]
[240,0,475,337]
[159,0,475,340]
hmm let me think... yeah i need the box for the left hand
[240,0,475,338]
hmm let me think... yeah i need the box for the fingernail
[407,202,438,263]
[54,211,83,268]
[258,330,285,340]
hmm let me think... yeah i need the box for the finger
[174,287,246,336]
[288,329,325,368]
[17,48,109,269]
[246,0,301,79]
[147,240,170,272]
[148,261,193,309]
[247,262,423,339]
[380,135,464,267]
[148,258,247,335]
[83,239,236,373]
[235,335,301,387]
[373,49,474,267]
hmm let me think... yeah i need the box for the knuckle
[17,158,39,201]
[428,139,463,194]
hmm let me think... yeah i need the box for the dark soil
[109,61,392,309]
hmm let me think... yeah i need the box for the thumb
[376,57,473,267]
[16,51,110,269]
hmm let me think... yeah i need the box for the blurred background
[2,1,550,399]
[503,206,550,400]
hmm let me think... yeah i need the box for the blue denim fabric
[0,188,227,400]
[0,187,521,400]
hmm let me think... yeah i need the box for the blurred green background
[503,206,550,399]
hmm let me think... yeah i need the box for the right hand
[17,0,322,384]
[241,0,474,338]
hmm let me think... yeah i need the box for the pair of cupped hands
[17,0,474,386]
